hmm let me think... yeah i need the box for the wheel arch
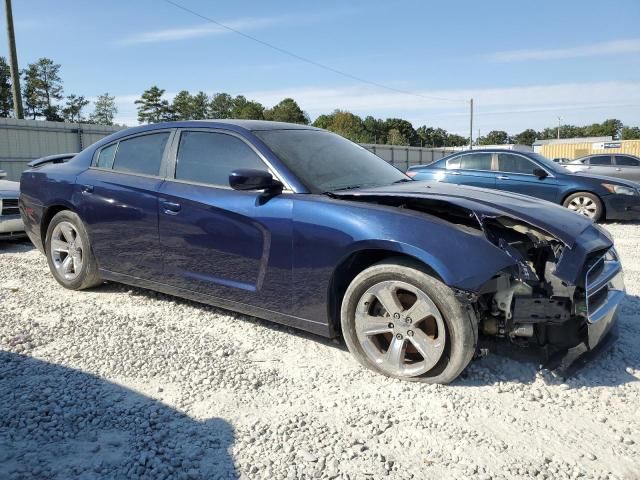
[40,202,77,246]
[326,247,446,338]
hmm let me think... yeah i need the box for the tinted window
[96,143,117,169]
[498,153,537,174]
[615,155,640,166]
[176,131,267,187]
[112,133,170,176]
[460,153,492,170]
[254,129,408,193]
[588,155,612,166]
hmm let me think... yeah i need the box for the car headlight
[601,183,639,196]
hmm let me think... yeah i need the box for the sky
[2,0,640,136]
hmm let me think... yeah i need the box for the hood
[0,179,20,197]
[334,181,594,247]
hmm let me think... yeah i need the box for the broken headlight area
[474,216,622,367]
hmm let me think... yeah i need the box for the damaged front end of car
[471,214,625,373]
[336,188,625,374]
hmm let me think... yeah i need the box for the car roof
[127,119,321,133]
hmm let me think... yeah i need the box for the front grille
[1,198,19,216]
[584,248,624,323]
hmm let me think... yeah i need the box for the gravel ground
[1,223,639,480]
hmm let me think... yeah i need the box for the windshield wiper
[331,184,365,192]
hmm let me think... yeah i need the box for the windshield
[254,129,410,193]
[527,152,567,174]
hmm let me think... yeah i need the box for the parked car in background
[565,153,640,182]
[552,157,571,164]
[0,177,24,239]
[407,149,640,221]
[20,121,624,383]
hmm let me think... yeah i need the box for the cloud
[110,81,640,134]
[118,16,282,45]
[487,38,640,62]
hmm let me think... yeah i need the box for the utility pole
[557,116,562,140]
[4,0,23,118]
[469,98,473,150]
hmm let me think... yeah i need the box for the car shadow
[0,237,33,254]
[0,351,238,479]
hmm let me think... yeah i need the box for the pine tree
[89,93,118,125]
[62,94,90,123]
[135,86,170,123]
[0,57,13,117]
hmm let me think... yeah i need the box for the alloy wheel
[354,280,446,377]
[50,221,84,281]
[567,196,598,218]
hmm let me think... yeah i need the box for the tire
[340,258,477,384]
[562,192,603,221]
[45,210,102,290]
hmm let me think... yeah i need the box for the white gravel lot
[1,223,639,480]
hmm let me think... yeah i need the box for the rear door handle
[81,184,94,194]
[615,168,622,171]
[161,201,181,215]
[497,175,509,180]
[448,171,461,175]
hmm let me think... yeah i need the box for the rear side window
[588,155,612,165]
[615,155,640,166]
[175,131,267,187]
[112,133,170,176]
[460,153,492,170]
[497,153,537,174]
[96,143,117,169]
[446,157,461,169]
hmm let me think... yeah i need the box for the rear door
[157,128,294,312]
[613,155,640,181]
[75,130,174,278]
[454,152,497,188]
[494,152,559,202]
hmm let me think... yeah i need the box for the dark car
[406,149,640,221]
[565,153,640,183]
[20,121,624,383]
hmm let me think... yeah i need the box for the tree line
[2,56,640,145]
[0,56,118,125]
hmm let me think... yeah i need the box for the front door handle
[161,201,181,215]
[448,171,461,175]
[497,175,509,180]
[615,168,622,171]
[81,184,94,194]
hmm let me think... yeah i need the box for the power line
[162,0,463,104]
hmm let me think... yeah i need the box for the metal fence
[361,144,454,170]
[0,118,455,181]
[0,118,124,180]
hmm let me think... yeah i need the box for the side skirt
[98,269,332,337]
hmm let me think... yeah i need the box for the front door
[158,129,293,312]
[75,130,173,278]
[494,152,559,202]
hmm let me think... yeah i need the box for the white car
[0,175,24,238]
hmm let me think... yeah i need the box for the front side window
[615,155,640,166]
[96,143,117,169]
[459,153,492,171]
[589,155,612,166]
[175,131,267,187]
[112,132,170,176]
[497,153,537,174]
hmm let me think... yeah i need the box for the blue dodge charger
[407,148,640,222]
[20,121,625,383]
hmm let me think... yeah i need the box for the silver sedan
[0,176,24,239]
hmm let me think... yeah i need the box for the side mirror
[533,168,548,179]
[229,169,282,192]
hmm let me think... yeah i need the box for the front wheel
[340,259,477,383]
[45,210,102,290]
[563,192,603,221]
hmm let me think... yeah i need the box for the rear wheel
[340,259,477,383]
[45,210,101,290]
[563,192,603,221]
